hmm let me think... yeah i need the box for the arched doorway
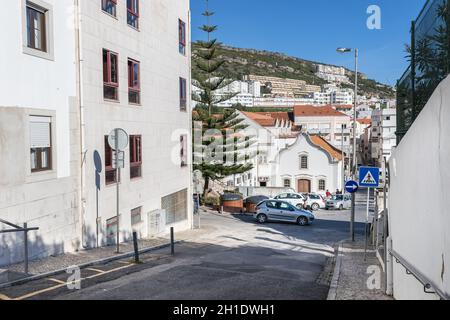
[297,179,311,193]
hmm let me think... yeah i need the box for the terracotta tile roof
[309,135,343,161]
[357,118,372,125]
[294,105,349,117]
[242,111,276,127]
[334,104,353,109]
[254,112,291,123]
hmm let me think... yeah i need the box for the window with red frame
[179,77,187,111]
[102,0,117,17]
[127,0,139,29]
[128,59,140,104]
[179,19,186,55]
[103,49,119,100]
[130,135,142,179]
[104,136,119,184]
[180,135,188,167]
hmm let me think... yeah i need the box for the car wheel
[311,203,319,211]
[339,204,344,210]
[257,214,268,224]
[297,216,308,226]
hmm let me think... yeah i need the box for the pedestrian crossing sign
[359,166,380,188]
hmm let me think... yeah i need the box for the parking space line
[10,262,137,300]
[48,278,67,285]
[15,283,67,300]
[116,260,132,265]
[0,293,12,300]
[85,267,106,274]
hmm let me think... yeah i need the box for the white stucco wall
[79,0,193,247]
[388,76,450,300]
[0,0,79,266]
[276,135,341,194]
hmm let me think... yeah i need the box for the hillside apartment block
[0,0,192,266]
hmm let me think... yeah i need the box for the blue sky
[190,0,426,86]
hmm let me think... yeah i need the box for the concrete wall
[79,0,193,248]
[0,0,80,266]
[388,76,450,300]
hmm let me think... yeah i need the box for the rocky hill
[192,42,395,99]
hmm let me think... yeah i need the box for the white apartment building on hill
[293,105,352,150]
[371,108,397,165]
[0,0,192,266]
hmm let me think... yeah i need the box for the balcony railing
[396,0,450,143]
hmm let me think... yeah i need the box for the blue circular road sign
[345,180,359,194]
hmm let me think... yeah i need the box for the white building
[0,0,80,266]
[371,108,397,165]
[315,64,350,84]
[228,111,344,195]
[293,105,352,150]
[276,134,343,194]
[0,0,192,266]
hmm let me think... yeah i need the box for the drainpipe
[75,0,87,248]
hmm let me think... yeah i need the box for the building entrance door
[297,179,311,193]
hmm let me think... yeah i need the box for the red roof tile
[294,105,349,117]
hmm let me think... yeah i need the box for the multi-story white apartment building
[293,105,352,150]
[315,64,350,84]
[370,108,397,165]
[0,0,192,266]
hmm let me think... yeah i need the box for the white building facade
[0,0,193,266]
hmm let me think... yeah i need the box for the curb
[327,241,344,300]
[0,240,181,290]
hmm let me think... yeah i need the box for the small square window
[102,0,117,17]
[128,59,141,104]
[179,77,187,111]
[26,3,47,52]
[130,135,142,179]
[127,0,139,29]
[103,49,119,101]
[30,116,52,173]
[105,136,120,184]
[179,19,186,55]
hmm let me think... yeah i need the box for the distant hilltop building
[315,64,350,84]
[244,75,321,97]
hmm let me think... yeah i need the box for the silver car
[254,200,315,226]
[326,194,352,210]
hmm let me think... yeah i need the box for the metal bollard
[170,227,175,255]
[24,222,29,274]
[132,232,140,263]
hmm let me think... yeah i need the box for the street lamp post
[337,47,359,242]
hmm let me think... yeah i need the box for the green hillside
[192,42,395,99]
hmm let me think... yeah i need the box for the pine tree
[192,0,256,197]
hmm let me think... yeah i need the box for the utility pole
[337,47,359,242]
[350,48,359,242]
[341,124,345,191]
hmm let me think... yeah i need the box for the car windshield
[332,195,344,201]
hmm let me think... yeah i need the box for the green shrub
[204,196,220,206]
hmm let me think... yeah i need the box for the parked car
[303,193,326,211]
[243,195,270,213]
[273,192,306,208]
[254,200,315,226]
[326,194,352,210]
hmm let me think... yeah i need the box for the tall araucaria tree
[192,0,256,197]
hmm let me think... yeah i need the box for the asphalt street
[1,192,369,300]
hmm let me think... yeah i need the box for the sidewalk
[328,238,393,300]
[1,216,215,287]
